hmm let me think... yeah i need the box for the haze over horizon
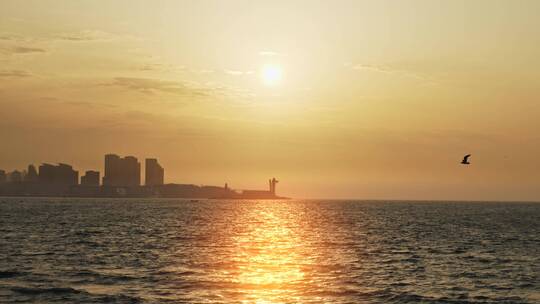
[1,0,540,201]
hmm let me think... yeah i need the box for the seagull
[461,154,471,165]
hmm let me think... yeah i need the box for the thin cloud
[63,101,117,109]
[13,46,46,53]
[0,46,46,55]
[2,29,134,43]
[224,70,254,76]
[351,64,394,73]
[0,34,22,41]
[259,51,283,57]
[192,69,215,74]
[225,70,244,75]
[349,63,437,84]
[104,77,210,97]
[0,70,32,78]
[55,30,128,42]
[136,63,185,72]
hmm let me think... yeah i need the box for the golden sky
[1,0,540,200]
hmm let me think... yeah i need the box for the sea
[0,198,539,303]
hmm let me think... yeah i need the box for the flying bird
[461,154,471,165]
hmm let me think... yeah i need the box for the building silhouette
[103,154,140,187]
[25,164,38,182]
[0,170,6,183]
[8,170,23,183]
[269,177,278,195]
[0,155,286,199]
[145,158,164,186]
[38,163,79,185]
[81,170,100,186]
[240,178,281,199]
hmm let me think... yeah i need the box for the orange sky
[1,0,540,200]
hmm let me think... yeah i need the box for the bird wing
[463,154,471,161]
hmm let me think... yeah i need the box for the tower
[269,177,279,195]
[145,158,164,186]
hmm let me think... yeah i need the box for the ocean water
[0,199,539,304]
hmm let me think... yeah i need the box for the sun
[261,64,283,86]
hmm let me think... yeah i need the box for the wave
[11,286,82,295]
[9,285,143,303]
[0,270,22,278]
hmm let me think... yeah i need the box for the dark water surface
[0,198,539,303]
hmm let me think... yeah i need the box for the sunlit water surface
[0,199,539,303]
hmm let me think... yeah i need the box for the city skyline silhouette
[1,2,539,304]
[0,153,285,199]
[1,1,540,201]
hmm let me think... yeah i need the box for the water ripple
[0,199,539,303]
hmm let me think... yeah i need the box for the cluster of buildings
[102,154,164,187]
[0,154,165,197]
[0,163,78,185]
[0,154,164,188]
[0,154,284,199]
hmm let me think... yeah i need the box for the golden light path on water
[232,206,307,303]
[198,200,364,303]
[1,200,538,303]
[162,200,364,303]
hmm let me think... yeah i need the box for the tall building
[103,154,120,186]
[81,170,100,186]
[145,158,164,186]
[25,164,38,182]
[38,163,79,185]
[8,170,23,183]
[123,156,140,186]
[102,154,140,187]
[0,170,6,183]
[39,164,55,183]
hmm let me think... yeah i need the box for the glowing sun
[261,64,283,86]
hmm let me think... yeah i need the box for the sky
[1,0,540,200]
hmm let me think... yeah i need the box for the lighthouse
[268,177,279,195]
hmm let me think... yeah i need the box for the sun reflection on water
[232,206,307,303]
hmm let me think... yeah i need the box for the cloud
[0,34,22,41]
[0,33,35,43]
[259,51,283,57]
[224,70,254,76]
[104,77,210,97]
[0,45,46,55]
[13,46,46,53]
[63,101,117,109]
[192,69,215,74]
[55,30,124,42]
[136,63,185,72]
[350,64,392,73]
[0,70,32,78]
[348,63,436,84]
[2,29,134,44]
[137,63,163,71]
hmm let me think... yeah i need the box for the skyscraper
[0,170,7,183]
[38,163,79,185]
[145,158,164,186]
[102,154,140,187]
[103,154,119,186]
[25,164,38,182]
[123,156,140,186]
[8,170,23,183]
[81,170,100,186]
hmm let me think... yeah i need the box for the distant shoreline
[0,182,288,200]
[3,197,540,203]
[0,195,290,200]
